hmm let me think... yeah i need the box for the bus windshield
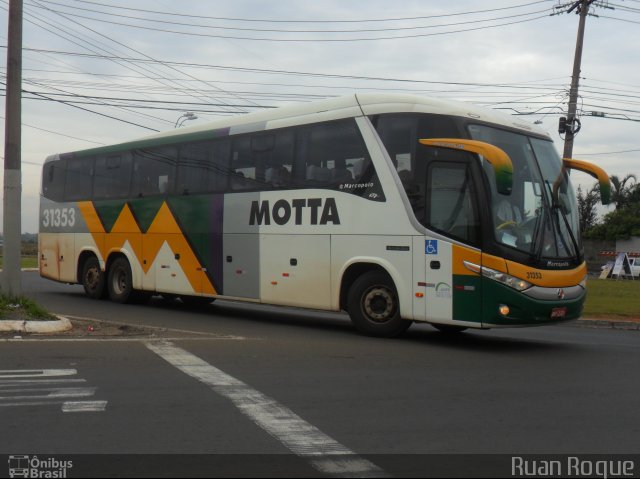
[468,125,580,261]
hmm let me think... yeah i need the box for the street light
[175,112,197,128]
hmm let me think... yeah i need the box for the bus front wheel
[347,271,411,337]
[107,257,135,304]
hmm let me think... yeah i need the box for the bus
[39,94,610,337]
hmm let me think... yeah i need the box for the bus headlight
[482,267,532,292]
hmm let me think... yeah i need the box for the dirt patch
[61,319,152,337]
[0,317,156,338]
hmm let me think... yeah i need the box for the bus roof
[59,93,551,159]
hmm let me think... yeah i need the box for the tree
[610,174,637,209]
[576,183,600,234]
[585,202,640,240]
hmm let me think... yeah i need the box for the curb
[0,315,73,334]
[572,318,640,331]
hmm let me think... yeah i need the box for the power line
[575,148,640,155]
[24,0,254,113]
[8,46,575,90]
[600,14,640,24]
[22,6,552,42]
[0,114,106,144]
[15,89,277,109]
[1,1,178,127]
[31,0,552,34]
[0,82,161,131]
[56,0,550,24]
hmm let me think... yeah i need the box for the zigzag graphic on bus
[76,201,216,295]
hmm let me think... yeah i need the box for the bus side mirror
[419,138,513,195]
[562,158,611,205]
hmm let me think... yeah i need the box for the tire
[432,324,468,334]
[81,256,106,299]
[107,257,136,304]
[347,271,412,337]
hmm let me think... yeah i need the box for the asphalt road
[1,272,639,477]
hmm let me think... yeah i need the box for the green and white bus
[39,94,610,336]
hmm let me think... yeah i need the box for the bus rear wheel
[81,256,106,299]
[107,257,135,304]
[347,271,411,337]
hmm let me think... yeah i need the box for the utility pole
[2,0,23,296]
[562,0,593,160]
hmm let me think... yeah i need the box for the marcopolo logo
[8,455,73,478]
[249,198,340,226]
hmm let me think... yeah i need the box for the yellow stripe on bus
[505,260,587,288]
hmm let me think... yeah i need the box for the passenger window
[177,140,230,195]
[427,162,479,245]
[64,156,94,201]
[230,136,258,191]
[42,157,67,202]
[132,147,177,197]
[230,131,295,191]
[259,131,294,189]
[94,153,133,199]
[296,119,384,201]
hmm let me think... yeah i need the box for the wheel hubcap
[85,267,100,290]
[363,286,395,323]
[113,269,127,295]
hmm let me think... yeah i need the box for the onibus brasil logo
[8,455,73,478]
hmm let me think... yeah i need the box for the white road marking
[0,387,96,401]
[146,340,387,478]
[0,369,107,412]
[0,379,86,387]
[62,401,108,413]
[0,369,77,379]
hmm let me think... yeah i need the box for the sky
[0,0,639,233]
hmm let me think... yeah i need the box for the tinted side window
[42,158,67,202]
[296,119,384,201]
[230,130,295,191]
[64,157,94,201]
[94,153,133,199]
[132,147,177,197]
[256,131,294,189]
[177,140,230,195]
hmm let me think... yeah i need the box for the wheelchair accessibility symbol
[425,240,438,255]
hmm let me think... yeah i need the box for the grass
[584,278,640,318]
[0,256,38,269]
[0,295,57,321]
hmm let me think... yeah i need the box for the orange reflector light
[271,281,278,285]
[499,304,510,316]
[415,292,424,298]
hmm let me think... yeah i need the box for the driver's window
[523,181,543,219]
[427,162,479,245]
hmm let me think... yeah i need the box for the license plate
[550,307,568,319]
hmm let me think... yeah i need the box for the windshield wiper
[552,202,580,261]
[532,206,548,263]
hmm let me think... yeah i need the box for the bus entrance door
[423,241,483,326]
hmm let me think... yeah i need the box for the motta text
[250,198,340,226]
